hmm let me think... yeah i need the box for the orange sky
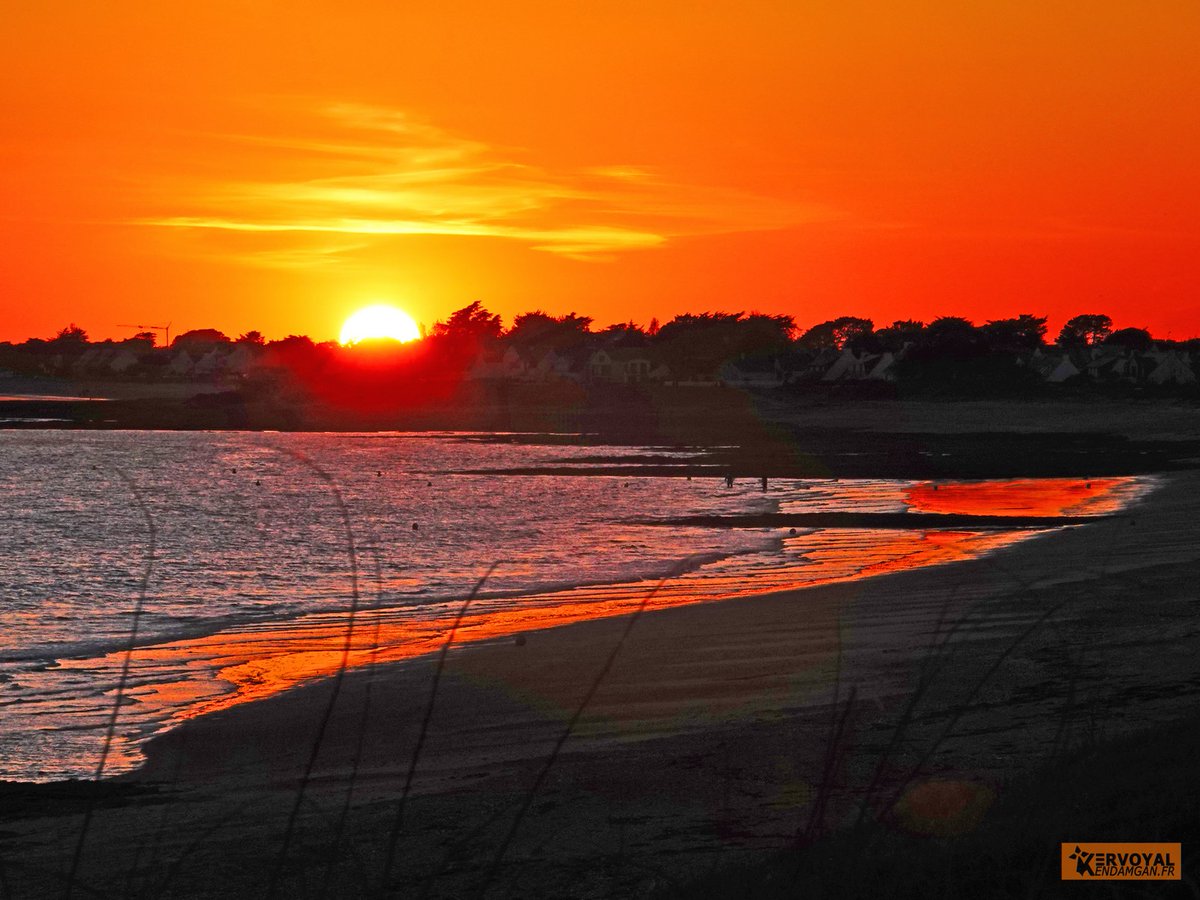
[2,1,1198,344]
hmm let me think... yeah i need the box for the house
[822,348,876,382]
[1146,350,1196,385]
[224,343,259,376]
[467,347,507,380]
[867,351,899,381]
[790,347,840,382]
[71,346,111,374]
[587,348,668,383]
[1085,346,1143,382]
[772,349,811,385]
[501,346,534,379]
[108,348,142,374]
[1045,355,1082,383]
[530,348,586,382]
[717,356,782,387]
[466,345,531,381]
[192,348,225,376]
[165,349,195,376]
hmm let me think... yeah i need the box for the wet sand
[5,471,1200,898]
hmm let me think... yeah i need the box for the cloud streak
[140,102,837,264]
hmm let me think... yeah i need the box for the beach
[5,465,1197,897]
[6,0,1200,892]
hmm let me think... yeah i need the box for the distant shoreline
[3,389,1198,480]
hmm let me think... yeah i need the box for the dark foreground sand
[4,471,1199,898]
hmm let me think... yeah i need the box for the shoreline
[2,475,1144,784]
[3,392,1199,480]
[5,469,1198,896]
[133,469,1181,787]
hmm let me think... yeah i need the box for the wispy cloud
[140,102,837,264]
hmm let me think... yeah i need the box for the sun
[339,304,422,346]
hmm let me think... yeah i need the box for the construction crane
[117,322,172,347]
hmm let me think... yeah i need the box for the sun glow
[339,304,422,345]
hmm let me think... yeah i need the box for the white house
[821,348,874,381]
[587,348,666,383]
[165,349,195,376]
[1146,350,1196,385]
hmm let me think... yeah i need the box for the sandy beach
[3,466,1196,898]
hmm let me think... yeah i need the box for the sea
[0,430,1152,781]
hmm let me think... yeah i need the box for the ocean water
[0,431,1151,781]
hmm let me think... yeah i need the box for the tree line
[3,305,1194,391]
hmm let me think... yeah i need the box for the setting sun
[339,304,422,346]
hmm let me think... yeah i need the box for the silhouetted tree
[920,317,981,357]
[739,313,797,352]
[237,330,266,345]
[120,335,155,353]
[875,320,925,352]
[1057,314,1112,347]
[174,328,231,347]
[426,301,504,374]
[797,317,873,351]
[431,301,502,341]
[507,311,592,350]
[268,334,315,351]
[51,324,89,345]
[1104,327,1153,351]
[654,312,792,378]
[655,313,735,377]
[981,315,1047,353]
[601,321,649,347]
[899,315,1034,391]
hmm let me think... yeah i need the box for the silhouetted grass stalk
[476,556,703,898]
[265,448,362,900]
[64,468,156,900]
[321,533,388,897]
[378,563,499,897]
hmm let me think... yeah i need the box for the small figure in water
[761,475,768,492]
[725,473,735,488]
[412,522,419,530]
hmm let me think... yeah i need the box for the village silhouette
[2,306,1196,405]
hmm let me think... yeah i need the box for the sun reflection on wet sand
[906,477,1139,518]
